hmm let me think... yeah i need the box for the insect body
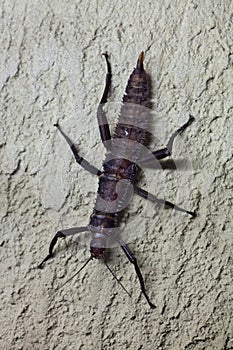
[38,52,195,309]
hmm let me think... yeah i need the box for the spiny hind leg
[97,53,112,148]
[140,115,195,164]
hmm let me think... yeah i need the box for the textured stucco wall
[0,1,232,349]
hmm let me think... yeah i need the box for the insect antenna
[52,256,93,295]
[104,261,131,298]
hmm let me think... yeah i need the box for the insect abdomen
[89,52,151,251]
[114,51,151,146]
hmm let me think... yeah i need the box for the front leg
[118,238,156,309]
[38,226,89,268]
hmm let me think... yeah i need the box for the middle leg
[54,123,101,176]
[134,186,196,217]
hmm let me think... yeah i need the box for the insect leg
[134,186,196,217]
[38,226,89,268]
[54,123,101,176]
[140,115,194,164]
[118,238,156,309]
[97,53,112,148]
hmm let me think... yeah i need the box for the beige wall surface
[0,1,232,349]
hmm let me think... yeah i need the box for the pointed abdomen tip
[137,51,144,70]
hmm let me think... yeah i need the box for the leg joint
[56,231,66,238]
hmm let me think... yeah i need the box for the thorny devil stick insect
[38,52,195,309]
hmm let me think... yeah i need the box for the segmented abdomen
[90,52,151,234]
[114,53,151,146]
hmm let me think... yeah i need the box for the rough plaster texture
[0,1,232,349]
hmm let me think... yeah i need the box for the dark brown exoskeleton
[38,52,195,309]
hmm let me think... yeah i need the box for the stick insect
[38,52,195,309]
